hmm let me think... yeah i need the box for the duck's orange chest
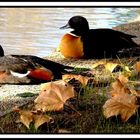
[58,33,84,58]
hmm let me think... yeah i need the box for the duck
[58,15,140,59]
[0,45,74,84]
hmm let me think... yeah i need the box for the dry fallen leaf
[117,74,129,85]
[110,75,130,97]
[13,107,53,129]
[35,80,75,112]
[103,93,138,122]
[33,114,53,129]
[92,61,122,73]
[62,74,91,86]
[16,110,33,129]
[40,80,68,91]
[134,61,140,72]
[103,74,140,122]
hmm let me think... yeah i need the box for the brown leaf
[13,108,53,129]
[134,61,140,72]
[35,80,75,112]
[18,110,33,129]
[103,93,138,122]
[33,114,53,129]
[62,74,91,86]
[92,61,122,73]
[110,75,130,97]
[118,74,129,85]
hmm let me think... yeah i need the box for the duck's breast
[59,33,84,58]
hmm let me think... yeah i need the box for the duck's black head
[60,16,90,35]
[0,45,4,57]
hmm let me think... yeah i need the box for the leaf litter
[3,57,140,132]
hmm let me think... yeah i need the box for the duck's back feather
[82,28,139,58]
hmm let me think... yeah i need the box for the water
[0,8,139,57]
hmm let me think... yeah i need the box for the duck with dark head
[0,45,74,84]
[58,15,140,59]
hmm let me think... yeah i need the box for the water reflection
[0,8,139,57]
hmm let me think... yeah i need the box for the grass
[16,92,39,98]
[1,83,140,134]
[1,57,140,134]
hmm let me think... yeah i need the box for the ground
[1,21,140,134]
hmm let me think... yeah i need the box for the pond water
[0,7,140,57]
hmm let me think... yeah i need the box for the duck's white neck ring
[68,32,81,37]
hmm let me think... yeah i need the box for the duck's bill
[60,23,70,29]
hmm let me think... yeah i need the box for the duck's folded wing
[0,55,34,73]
